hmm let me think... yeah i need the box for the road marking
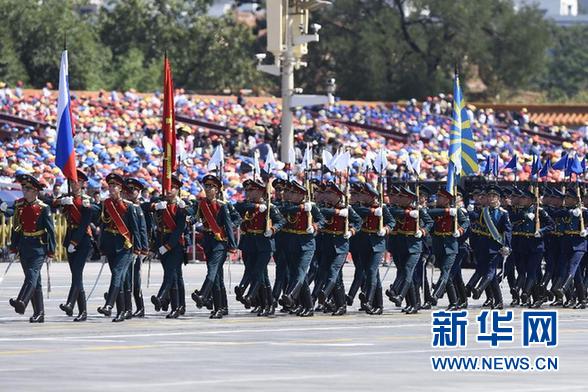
[103,373,345,388]
[84,345,158,351]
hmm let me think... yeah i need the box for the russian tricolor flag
[55,50,78,182]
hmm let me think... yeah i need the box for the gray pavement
[0,261,586,391]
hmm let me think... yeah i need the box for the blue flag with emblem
[492,155,499,178]
[446,72,462,195]
[552,153,568,171]
[567,154,583,176]
[503,154,518,172]
[531,154,543,177]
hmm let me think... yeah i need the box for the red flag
[162,55,176,195]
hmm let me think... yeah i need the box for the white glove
[7,253,16,262]
[572,208,582,217]
[377,228,387,237]
[344,231,352,239]
[526,213,535,221]
[194,222,204,230]
[306,226,315,234]
[467,204,475,212]
[448,208,457,217]
[534,231,542,238]
[409,210,419,219]
[414,230,423,238]
[177,198,186,209]
[581,229,588,238]
[264,229,273,238]
[67,244,76,253]
[0,202,7,212]
[158,245,168,255]
[499,247,511,257]
[337,208,348,217]
[303,202,313,212]
[46,257,53,264]
[373,207,383,217]
[258,204,267,213]
[60,196,74,206]
[155,201,167,210]
[452,230,461,238]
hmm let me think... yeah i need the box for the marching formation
[3,147,588,324]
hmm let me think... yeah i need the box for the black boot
[209,291,223,319]
[123,290,133,319]
[367,286,383,315]
[151,295,162,311]
[166,288,180,319]
[59,286,76,317]
[112,292,126,322]
[132,289,145,317]
[74,290,87,322]
[405,286,419,314]
[29,289,45,323]
[446,282,459,311]
[192,279,213,309]
[509,287,520,306]
[14,283,35,315]
[455,278,468,309]
[98,285,119,316]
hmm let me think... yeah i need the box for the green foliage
[302,0,553,100]
[0,0,584,102]
[542,25,588,101]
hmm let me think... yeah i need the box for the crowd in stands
[0,82,585,203]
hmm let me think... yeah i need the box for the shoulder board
[123,199,133,206]
[35,199,48,208]
[499,207,507,213]
[217,200,227,205]
[15,199,24,206]
[459,207,467,213]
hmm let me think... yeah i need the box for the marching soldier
[510,187,553,307]
[151,176,188,318]
[97,173,141,322]
[234,178,285,316]
[279,180,325,317]
[271,178,290,311]
[345,182,368,307]
[123,178,150,318]
[355,182,395,315]
[191,174,237,319]
[552,187,588,308]
[387,187,433,314]
[468,185,512,309]
[8,174,56,323]
[316,181,362,315]
[532,187,564,307]
[55,169,98,322]
[426,188,469,308]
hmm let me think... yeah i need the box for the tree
[300,0,552,100]
[541,25,588,101]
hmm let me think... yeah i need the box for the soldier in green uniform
[426,188,469,308]
[97,173,142,322]
[8,174,56,323]
[234,178,285,316]
[55,169,98,322]
[191,174,237,319]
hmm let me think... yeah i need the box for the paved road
[0,262,585,391]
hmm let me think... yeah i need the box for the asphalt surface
[0,261,586,392]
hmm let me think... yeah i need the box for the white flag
[301,143,313,171]
[208,145,224,171]
[265,145,278,173]
[322,149,334,171]
[373,148,388,174]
